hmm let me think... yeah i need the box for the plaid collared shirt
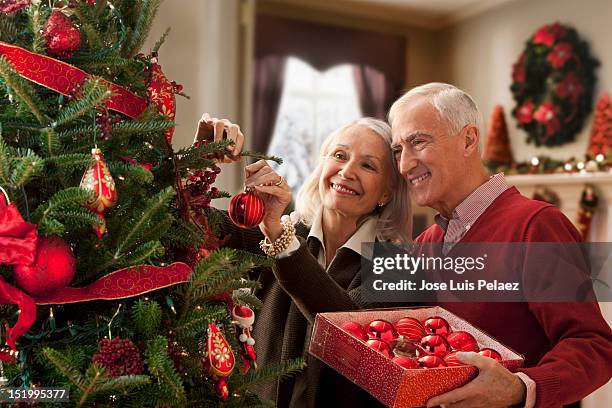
[435,173,510,253]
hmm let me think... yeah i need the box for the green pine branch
[131,299,162,338]
[39,127,61,156]
[106,161,154,185]
[26,3,49,54]
[110,119,175,134]
[72,3,103,49]
[31,186,93,226]
[0,56,49,125]
[115,240,165,268]
[232,358,306,392]
[113,186,175,258]
[0,132,12,184]
[123,0,163,58]
[52,78,111,127]
[145,336,186,404]
[162,218,205,249]
[0,13,20,43]
[174,305,227,340]
[233,290,263,310]
[9,148,43,188]
[42,347,86,392]
[152,27,171,54]
[44,153,94,172]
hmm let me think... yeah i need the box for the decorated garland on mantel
[511,22,598,147]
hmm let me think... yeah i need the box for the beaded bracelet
[259,220,296,257]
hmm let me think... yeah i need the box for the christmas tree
[483,104,514,171]
[588,92,612,157]
[0,1,301,406]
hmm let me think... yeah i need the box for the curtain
[251,55,287,155]
[353,64,397,120]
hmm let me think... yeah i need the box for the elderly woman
[198,116,411,408]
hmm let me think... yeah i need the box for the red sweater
[416,187,612,407]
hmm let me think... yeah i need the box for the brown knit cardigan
[215,209,385,408]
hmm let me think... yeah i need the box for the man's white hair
[388,83,483,136]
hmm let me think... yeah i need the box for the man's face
[391,97,466,213]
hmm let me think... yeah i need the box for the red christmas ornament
[146,56,179,144]
[446,331,479,352]
[0,0,30,14]
[232,305,257,373]
[92,337,144,377]
[392,356,419,369]
[341,321,368,341]
[395,317,426,342]
[366,339,393,358]
[13,235,75,296]
[479,348,503,362]
[444,351,465,367]
[418,355,447,369]
[43,10,82,59]
[418,334,450,358]
[204,323,235,400]
[80,147,117,239]
[228,189,264,228]
[367,319,398,345]
[423,316,451,337]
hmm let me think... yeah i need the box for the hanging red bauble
[392,356,419,369]
[0,0,30,14]
[395,316,426,342]
[43,10,82,59]
[92,337,144,377]
[146,55,179,144]
[367,319,398,345]
[444,351,465,367]
[228,189,264,228]
[446,331,479,352]
[13,235,75,296]
[366,339,393,358]
[80,147,117,239]
[418,334,450,358]
[418,355,447,369]
[341,321,368,341]
[423,316,451,337]
[478,348,503,362]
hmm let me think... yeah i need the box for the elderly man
[389,83,612,408]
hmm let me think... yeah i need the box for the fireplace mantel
[506,172,612,243]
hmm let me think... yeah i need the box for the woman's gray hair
[295,117,412,243]
[388,82,483,136]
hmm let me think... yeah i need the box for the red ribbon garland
[0,41,147,118]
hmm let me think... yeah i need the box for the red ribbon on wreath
[0,41,147,118]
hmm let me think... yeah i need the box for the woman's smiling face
[318,125,392,221]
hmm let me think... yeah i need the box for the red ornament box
[309,307,524,408]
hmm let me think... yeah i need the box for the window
[267,57,362,196]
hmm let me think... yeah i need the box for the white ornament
[239,333,248,342]
[246,337,255,346]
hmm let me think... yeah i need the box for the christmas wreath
[511,22,598,146]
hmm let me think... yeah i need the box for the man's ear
[463,125,480,156]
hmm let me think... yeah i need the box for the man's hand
[426,352,526,408]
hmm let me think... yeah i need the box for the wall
[142,0,247,204]
[439,0,612,163]
[440,1,612,406]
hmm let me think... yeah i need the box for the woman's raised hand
[245,160,292,241]
[194,113,244,163]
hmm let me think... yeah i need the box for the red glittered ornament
[444,351,465,367]
[0,0,30,14]
[418,334,450,358]
[392,356,419,369]
[13,235,75,296]
[447,331,479,352]
[423,316,451,337]
[228,190,264,228]
[146,56,178,144]
[366,339,393,358]
[479,348,503,362]
[92,337,144,377]
[367,319,398,345]
[80,147,117,239]
[418,355,447,369]
[341,321,368,341]
[43,10,81,59]
[395,316,426,342]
